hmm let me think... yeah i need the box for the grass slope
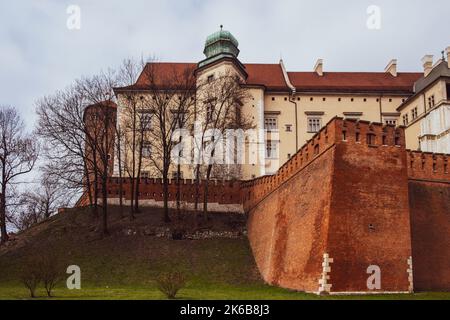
[0,206,448,300]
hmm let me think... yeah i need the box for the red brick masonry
[80,117,449,294]
[241,118,449,294]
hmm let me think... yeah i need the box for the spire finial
[220,24,223,30]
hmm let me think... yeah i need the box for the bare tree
[11,175,70,231]
[195,72,253,220]
[20,250,62,298]
[76,72,118,235]
[115,61,196,222]
[139,63,196,222]
[37,70,118,236]
[38,252,62,297]
[115,58,146,220]
[36,88,93,211]
[0,106,38,244]
[114,123,126,217]
[20,259,40,298]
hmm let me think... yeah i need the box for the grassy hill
[0,206,449,300]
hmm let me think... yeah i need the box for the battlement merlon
[241,117,411,211]
[407,150,450,182]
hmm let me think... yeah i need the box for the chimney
[421,55,434,77]
[314,59,323,76]
[446,47,450,68]
[384,59,397,77]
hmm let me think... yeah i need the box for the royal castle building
[113,28,450,180]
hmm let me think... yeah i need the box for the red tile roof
[115,62,197,91]
[115,62,422,94]
[288,72,422,94]
[135,62,197,88]
[244,63,288,91]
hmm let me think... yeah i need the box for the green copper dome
[199,26,240,68]
[205,29,239,51]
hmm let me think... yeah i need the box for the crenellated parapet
[245,115,417,294]
[338,118,405,147]
[407,151,449,182]
[242,117,407,211]
[105,178,242,204]
[78,178,242,207]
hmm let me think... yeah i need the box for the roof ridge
[287,71,422,75]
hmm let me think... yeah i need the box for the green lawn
[1,282,449,300]
[1,207,449,301]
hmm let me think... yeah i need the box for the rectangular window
[366,134,376,145]
[142,143,152,158]
[285,124,292,132]
[402,114,409,126]
[175,112,185,129]
[385,119,397,126]
[266,140,278,159]
[141,171,150,179]
[172,171,183,180]
[206,104,214,122]
[264,117,278,131]
[428,95,435,109]
[140,112,152,131]
[411,107,418,120]
[307,117,322,133]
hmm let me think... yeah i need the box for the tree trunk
[203,164,213,221]
[92,149,99,219]
[176,163,181,217]
[117,132,124,218]
[134,177,140,213]
[93,171,99,218]
[0,186,8,244]
[134,135,144,214]
[162,175,170,223]
[194,164,201,211]
[129,177,135,221]
[129,106,137,221]
[101,175,109,236]
[118,177,123,218]
[202,180,209,221]
[83,162,93,208]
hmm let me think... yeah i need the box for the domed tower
[198,26,246,75]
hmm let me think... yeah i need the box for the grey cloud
[1,0,449,127]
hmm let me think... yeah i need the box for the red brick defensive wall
[78,178,242,213]
[243,118,450,294]
[407,151,450,291]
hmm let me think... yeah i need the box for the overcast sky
[1,0,449,128]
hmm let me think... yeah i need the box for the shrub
[20,250,62,298]
[20,262,40,298]
[37,255,62,297]
[156,272,186,299]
